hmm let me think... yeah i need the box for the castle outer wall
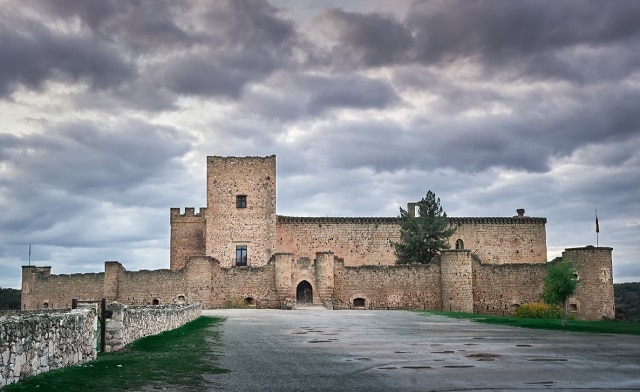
[21,155,615,321]
[22,246,615,320]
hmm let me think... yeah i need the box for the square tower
[205,155,277,267]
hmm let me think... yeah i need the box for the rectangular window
[235,245,247,266]
[236,195,247,208]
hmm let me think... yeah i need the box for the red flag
[596,215,599,233]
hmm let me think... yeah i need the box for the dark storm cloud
[314,8,413,66]
[0,121,191,200]
[30,0,197,51]
[0,0,299,104]
[315,0,640,84]
[306,74,399,114]
[0,14,134,97]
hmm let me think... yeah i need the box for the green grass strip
[3,316,227,392]
[419,310,640,335]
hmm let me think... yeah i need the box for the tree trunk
[562,299,568,327]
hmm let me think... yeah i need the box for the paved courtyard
[202,309,640,391]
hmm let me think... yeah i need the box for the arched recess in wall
[455,239,464,250]
[152,298,160,305]
[296,280,313,304]
[349,294,369,309]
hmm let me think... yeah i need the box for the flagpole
[28,244,31,266]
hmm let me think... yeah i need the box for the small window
[152,298,160,305]
[236,195,247,208]
[236,245,247,266]
[569,303,578,312]
[455,239,464,250]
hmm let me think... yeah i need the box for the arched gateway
[296,281,313,304]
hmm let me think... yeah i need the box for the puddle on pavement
[443,365,475,368]
[516,344,533,347]
[466,353,500,362]
[432,350,455,354]
[345,357,371,362]
[308,340,333,343]
[402,365,432,369]
[527,358,567,362]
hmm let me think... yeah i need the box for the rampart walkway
[202,309,640,391]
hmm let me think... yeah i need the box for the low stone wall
[0,308,98,388]
[104,302,202,352]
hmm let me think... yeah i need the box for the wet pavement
[202,309,640,391]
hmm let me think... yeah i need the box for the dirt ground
[201,309,640,391]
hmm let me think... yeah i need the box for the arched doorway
[296,281,313,304]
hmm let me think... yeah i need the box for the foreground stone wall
[104,302,202,353]
[0,308,97,388]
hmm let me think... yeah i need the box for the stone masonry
[0,308,97,388]
[22,155,615,320]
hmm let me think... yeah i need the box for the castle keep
[22,155,615,320]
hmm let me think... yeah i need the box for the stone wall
[441,250,474,312]
[21,266,104,310]
[332,259,442,310]
[211,261,280,308]
[104,302,202,353]
[472,261,547,315]
[276,217,400,266]
[20,249,614,320]
[449,217,548,264]
[0,308,97,388]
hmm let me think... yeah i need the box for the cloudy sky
[1,0,639,289]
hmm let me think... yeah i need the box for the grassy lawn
[420,310,640,335]
[3,316,227,392]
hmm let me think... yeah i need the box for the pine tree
[394,190,456,264]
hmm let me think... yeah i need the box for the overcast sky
[1,0,639,289]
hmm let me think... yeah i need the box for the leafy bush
[515,302,562,319]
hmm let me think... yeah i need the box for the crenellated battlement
[170,207,207,221]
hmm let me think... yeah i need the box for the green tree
[541,260,579,326]
[0,287,21,309]
[394,190,456,264]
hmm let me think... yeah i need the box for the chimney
[516,208,525,218]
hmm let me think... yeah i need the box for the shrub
[515,302,562,319]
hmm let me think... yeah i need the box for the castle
[22,155,615,320]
